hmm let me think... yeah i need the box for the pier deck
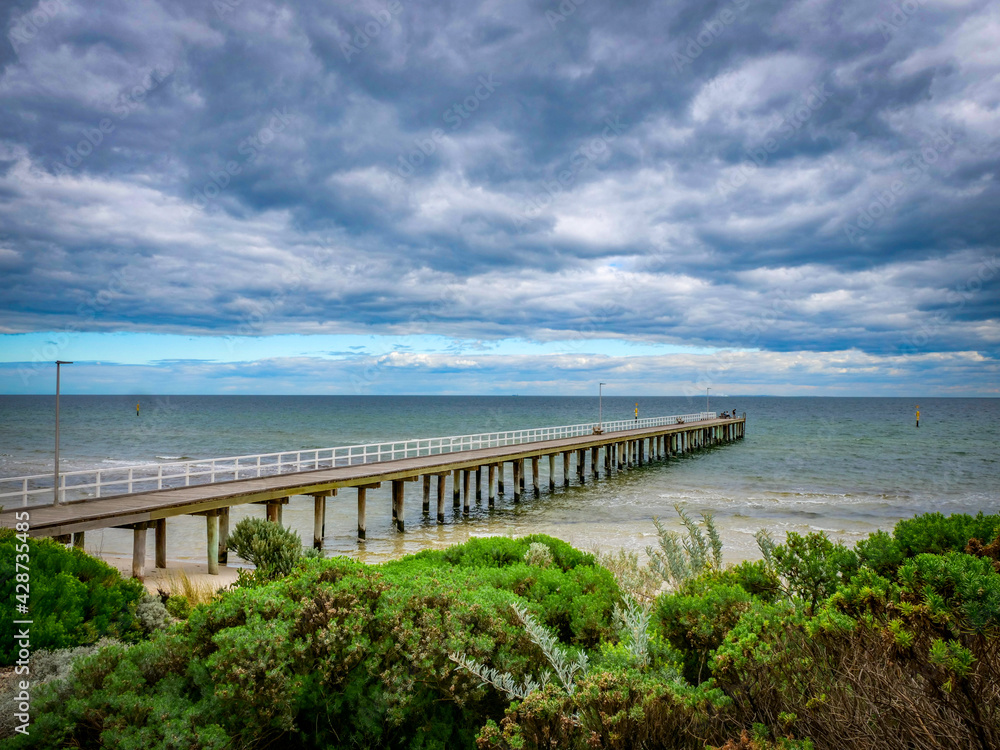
[1,415,745,578]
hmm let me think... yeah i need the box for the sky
[0,0,998,396]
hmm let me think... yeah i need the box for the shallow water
[1,395,997,565]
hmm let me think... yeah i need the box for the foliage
[594,546,664,601]
[7,512,1000,750]
[0,529,145,665]
[0,639,118,739]
[451,602,589,700]
[523,542,553,567]
[6,535,620,750]
[164,594,192,620]
[769,532,858,611]
[648,505,724,588]
[226,517,306,580]
[477,672,733,750]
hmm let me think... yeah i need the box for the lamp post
[599,383,606,432]
[54,360,73,505]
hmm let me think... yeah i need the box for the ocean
[1,395,997,564]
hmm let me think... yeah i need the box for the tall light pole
[599,383,606,431]
[706,387,711,414]
[54,361,73,505]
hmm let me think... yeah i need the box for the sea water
[1,395,997,564]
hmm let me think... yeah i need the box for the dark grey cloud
[0,0,998,364]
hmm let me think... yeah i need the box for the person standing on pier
[634,403,638,422]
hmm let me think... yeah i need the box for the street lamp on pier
[54,361,73,505]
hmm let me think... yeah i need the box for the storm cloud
[0,0,997,393]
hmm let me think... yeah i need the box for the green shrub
[164,595,192,620]
[477,670,733,750]
[893,511,1000,557]
[770,532,858,611]
[0,529,145,665]
[9,536,620,750]
[227,517,305,580]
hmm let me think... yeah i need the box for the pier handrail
[0,412,721,507]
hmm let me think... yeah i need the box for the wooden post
[358,487,367,540]
[218,506,230,564]
[476,467,482,500]
[155,518,167,568]
[266,499,281,524]
[206,511,219,576]
[453,469,461,507]
[638,439,644,466]
[519,459,526,493]
[577,449,585,482]
[72,531,85,549]
[132,526,147,580]
[488,464,496,507]
[437,474,446,522]
[513,460,521,502]
[394,480,405,532]
[591,446,599,478]
[313,495,325,549]
[604,445,610,472]
[463,470,470,515]
[563,452,570,487]
[531,456,540,496]
[498,463,505,495]
[423,475,431,514]
[548,454,555,491]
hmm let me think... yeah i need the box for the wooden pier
[0,415,745,579]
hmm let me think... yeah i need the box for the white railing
[0,412,720,508]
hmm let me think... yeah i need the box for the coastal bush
[7,536,622,749]
[0,529,144,665]
[9,514,1000,750]
[227,516,305,580]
